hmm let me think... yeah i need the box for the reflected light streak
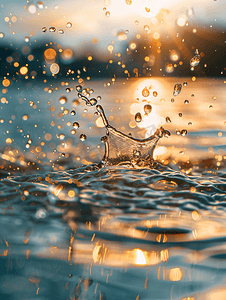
[134,248,146,265]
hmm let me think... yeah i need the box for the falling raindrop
[190,54,201,67]
[71,129,76,135]
[49,27,56,32]
[144,104,152,114]
[181,129,187,136]
[73,122,79,129]
[188,122,192,126]
[173,83,182,96]
[135,112,142,122]
[80,134,86,141]
[176,130,180,135]
[59,133,65,140]
[142,87,150,97]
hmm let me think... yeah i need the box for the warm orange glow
[2,79,10,87]
[61,49,73,60]
[50,63,60,74]
[5,138,12,145]
[169,268,183,281]
[134,249,146,265]
[68,190,75,197]
[95,116,105,128]
[20,66,28,75]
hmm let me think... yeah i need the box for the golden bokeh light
[20,66,28,75]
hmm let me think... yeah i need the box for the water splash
[96,105,170,167]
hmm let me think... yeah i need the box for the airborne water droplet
[59,29,64,34]
[184,100,189,104]
[66,22,72,28]
[59,96,67,104]
[38,1,44,9]
[135,112,142,123]
[49,27,56,32]
[181,129,187,136]
[76,85,82,92]
[183,81,187,86]
[142,87,150,97]
[71,129,76,135]
[144,104,152,114]
[97,96,101,101]
[71,110,76,116]
[42,27,47,33]
[66,87,71,93]
[73,122,79,129]
[80,134,86,141]
[190,54,201,67]
[173,84,182,96]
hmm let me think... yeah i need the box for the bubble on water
[190,54,201,67]
[166,116,171,123]
[171,98,174,103]
[89,98,97,106]
[80,134,86,141]
[49,27,56,32]
[142,87,150,97]
[66,87,71,93]
[76,85,82,92]
[144,25,150,33]
[173,83,182,96]
[59,133,65,140]
[179,113,182,117]
[71,110,76,116]
[135,112,142,123]
[22,115,29,121]
[181,129,187,136]
[184,100,189,104]
[97,96,101,101]
[66,22,72,28]
[71,129,76,135]
[105,11,110,17]
[59,29,64,34]
[42,27,47,33]
[183,81,187,86]
[38,1,44,9]
[24,37,30,42]
[59,96,67,104]
[73,122,79,129]
[144,104,152,115]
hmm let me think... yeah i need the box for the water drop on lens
[73,122,79,129]
[183,81,187,86]
[66,87,71,93]
[59,96,67,104]
[59,29,64,34]
[166,116,171,123]
[188,122,192,126]
[173,83,182,96]
[135,112,142,122]
[181,129,187,136]
[144,25,150,33]
[97,96,101,101]
[142,87,150,97]
[184,100,189,104]
[190,54,201,67]
[59,133,65,140]
[66,22,72,28]
[49,27,56,32]
[71,129,76,135]
[71,110,76,116]
[24,37,29,42]
[176,130,180,135]
[153,91,158,97]
[144,104,152,114]
[38,1,44,9]
[89,98,97,106]
[179,113,182,117]
[42,27,47,32]
[105,11,110,17]
[80,134,86,141]
[171,98,174,103]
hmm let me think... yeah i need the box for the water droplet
[97,96,101,101]
[24,37,29,42]
[173,83,182,96]
[37,1,44,9]
[183,81,187,86]
[71,129,76,135]
[25,143,30,148]
[144,104,152,114]
[144,25,150,33]
[66,87,71,93]
[188,122,192,126]
[135,20,139,25]
[101,136,108,143]
[135,112,142,122]
[83,66,87,72]
[59,134,65,140]
[42,27,47,33]
[176,130,180,135]
[76,85,82,92]
[90,89,94,94]
[48,88,53,94]
[89,98,97,106]
[153,91,158,97]
[28,138,32,144]
[184,99,189,104]
[166,116,171,123]
[49,27,56,32]
[73,122,79,129]
[59,29,64,34]
[171,98,174,103]
[191,94,195,97]
[181,129,187,136]
[80,134,86,141]
[142,87,150,97]
[179,113,182,117]
[66,22,72,28]
[163,129,171,138]
[22,115,29,121]
[212,96,217,101]
[107,82,111,86]
[71,110,76,116]
[190,54,201,67]
[209,105,213,108]
[126,0,132,4]
[59,96,67,104]
[64,109,69,115]
[105,11,110,17]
